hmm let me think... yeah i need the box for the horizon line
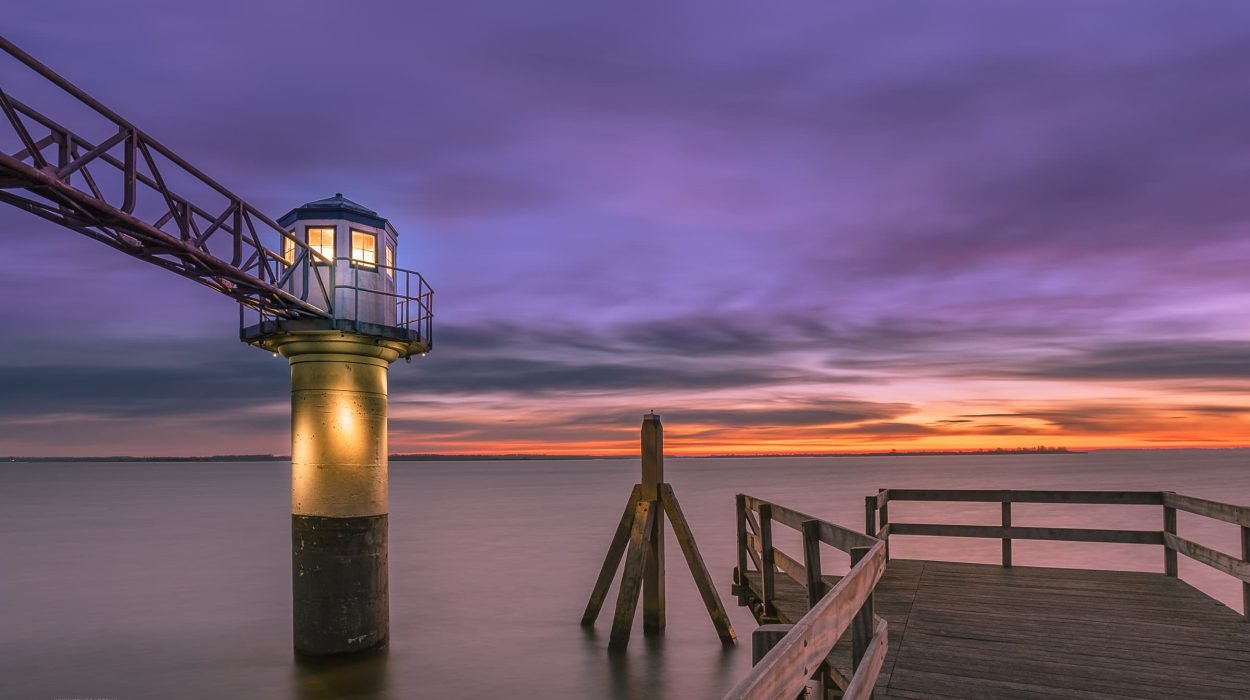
[6,444,1250,463]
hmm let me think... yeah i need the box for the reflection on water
[1,450,1247,699]
[294,648,389,700]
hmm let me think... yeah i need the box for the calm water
[2,450,1248,699]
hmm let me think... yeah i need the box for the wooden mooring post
[580,413,737,650]
[642,412,665,634]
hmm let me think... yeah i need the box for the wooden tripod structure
[581,413,737,650]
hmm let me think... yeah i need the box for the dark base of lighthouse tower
[292,514,389,653]
[253,329,411,656]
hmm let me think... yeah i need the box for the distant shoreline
[12,447,1250,463]
[0,447,1101,463]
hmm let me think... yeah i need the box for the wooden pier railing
[724,488,1250,699]
[865,489,1250,619]
[727,495,887,700]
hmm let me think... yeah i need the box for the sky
[2,2,1250,456]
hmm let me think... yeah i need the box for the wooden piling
[641,413,665,634]
[583,413,736,649]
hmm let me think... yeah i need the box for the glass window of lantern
[351,229,377,269]
[307,226,335,263]
[386,244,394,277]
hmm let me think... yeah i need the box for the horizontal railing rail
[868,488,1250,619]
[730,495,887,700]
[876,489,1164,505]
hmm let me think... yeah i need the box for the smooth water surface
[2,450,1247,699]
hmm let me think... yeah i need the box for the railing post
[751,624,792,665]
[759,502,777,622]
[735,493,749,606]
[850,545,876,690]
[1002,499,1013,568]
[802,519,824,609]
[328,256,337,319]
[878,490,890,561]
[1242,525,1249,621]
[865,495,877,538]
[300,249,310,304]
[1163,495,1177,578]
[803,518,831,700]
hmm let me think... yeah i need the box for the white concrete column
[269,330,406,655]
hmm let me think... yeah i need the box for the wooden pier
[725,490,1250,700]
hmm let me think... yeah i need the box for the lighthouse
[240,194,433,655]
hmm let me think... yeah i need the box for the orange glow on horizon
[385,418,1250,456]
[383,367,1250,457]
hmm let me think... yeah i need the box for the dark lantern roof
[277,193,390,230]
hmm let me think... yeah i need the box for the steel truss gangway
[0,35,343,321]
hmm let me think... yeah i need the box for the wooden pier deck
[724,490,1250,700]
[741,559,1250,699]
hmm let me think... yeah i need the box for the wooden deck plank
[740,559,1250,698]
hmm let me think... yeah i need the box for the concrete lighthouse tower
[240,194,433,655]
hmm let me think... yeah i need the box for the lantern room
[276,193,397,326]
[240,193,433,357]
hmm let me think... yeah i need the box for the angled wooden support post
[581,484,643,626]
[582,413,737,650]
[609,498,657,649]
[662,483,737,645]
